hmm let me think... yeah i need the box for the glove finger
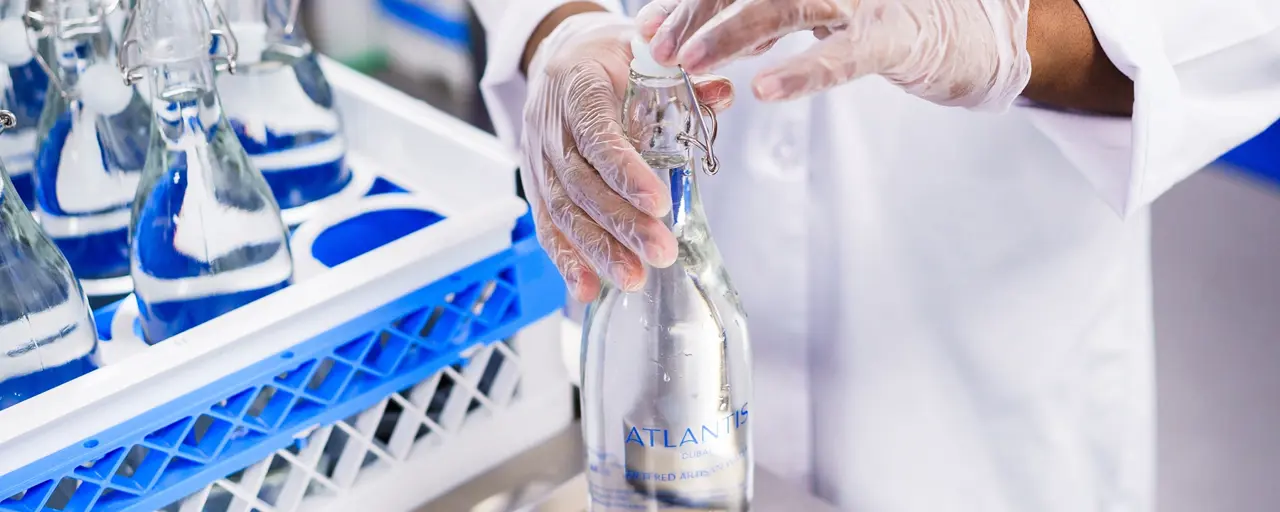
[519,160,602,301]
[649,0,734,65]
[556,146,678,268]
[678,0,850,73]
[751,29,887,102]
[530,194,602,302]
[636,0,682,39]
[562,61,673,218]
[692,74,735,112]
[540,154,648,292]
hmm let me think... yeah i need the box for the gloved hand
[522,12,734,302]
[636,0,1030,109]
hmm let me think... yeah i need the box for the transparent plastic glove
[638,0,1030,110]
[522,12,734,302]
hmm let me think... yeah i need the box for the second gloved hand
[637,0,1030,110]
[522,12,734,302]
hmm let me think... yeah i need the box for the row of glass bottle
[0,0,333,410]
[0,0,346,290]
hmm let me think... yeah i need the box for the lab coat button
[770,127,807,178]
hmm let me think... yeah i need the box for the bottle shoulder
[586,257,748,335]
[0,198,79,322]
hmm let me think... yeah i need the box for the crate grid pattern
[165,339,524,512]
[0,240,559,512]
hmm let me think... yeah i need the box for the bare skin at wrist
[1023,0,1135,116]
[521,2,609,75]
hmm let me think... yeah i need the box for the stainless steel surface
[1153,167,1280,512]
[419,424,837,512]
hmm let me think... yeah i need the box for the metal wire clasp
[674,66,721,176]
[0,110,16,134]
[22,0,125,99]
[283,0,302,36]
[118,0,239,85]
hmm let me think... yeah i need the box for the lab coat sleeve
[469,0,627,153]
[1022,0,1280,216]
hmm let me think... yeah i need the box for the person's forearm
[1022,0,1134,116]
[521,2,609,75]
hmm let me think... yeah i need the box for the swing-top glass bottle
[579,36,754,512]
[0,108,100,411]
[120,0,292,345]
[28,0,150,295]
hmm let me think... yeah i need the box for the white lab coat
[469,0,1280,510]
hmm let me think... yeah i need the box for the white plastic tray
[0,58,574,512]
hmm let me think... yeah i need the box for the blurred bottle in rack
[122,0,292,344]
[0,0,49,210]
[29,0,149,294]
[211,0,351,219]
[376,0,475,120]
[0,109,100,411]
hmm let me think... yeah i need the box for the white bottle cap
[80,63,133,115]
[630,34,681,78]
[0,18,33,66]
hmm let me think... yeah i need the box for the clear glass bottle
[0,109,100,411]
[579,37,753,512]
[122,0,292,344]
[0,0,50,210]
[30,0,149,288]
[211,0,350,216]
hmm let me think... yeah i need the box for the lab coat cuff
[1022,0,1280,217]
[477,0,624,154]
[969,0,1032,113]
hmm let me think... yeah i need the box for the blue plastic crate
[1221,120,1280,187]
[377,0,471,47]
[0,213,565,512]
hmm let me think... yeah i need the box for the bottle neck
[48,12,113,89]
[1,161,41,237]
[148,59,224,147]
[624,71,707,237]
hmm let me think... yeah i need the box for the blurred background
[298,2,1280,510]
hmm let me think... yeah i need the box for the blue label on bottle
[624,403,749,448]
[585,402,752,510]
